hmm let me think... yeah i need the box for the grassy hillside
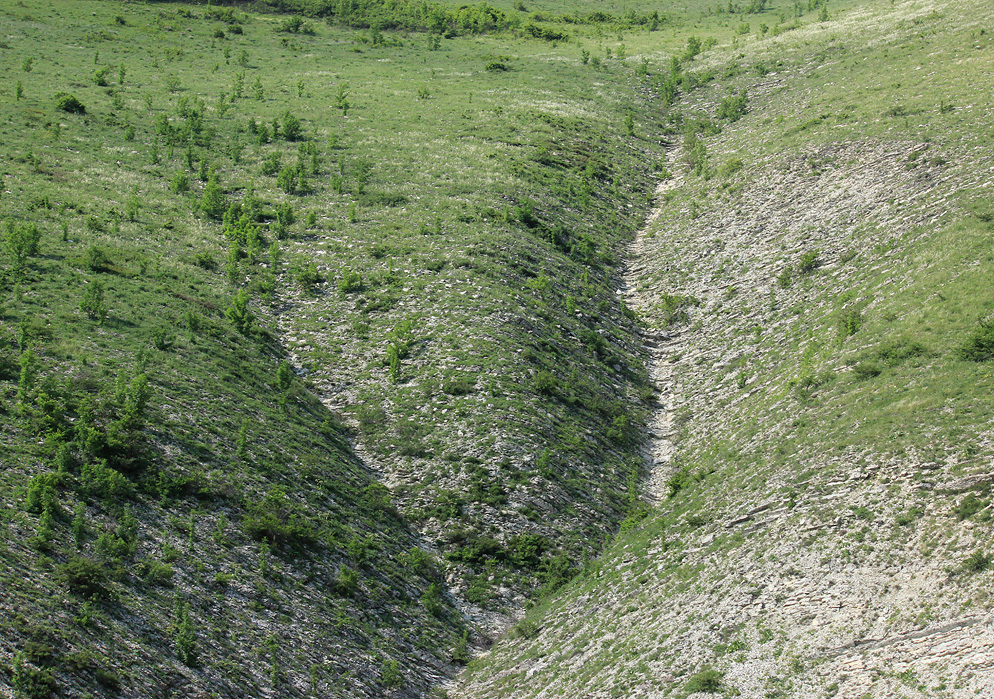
[2,5,476,697]
[0,0,699,695]
[5,0,991,696]
[453,0,994,696]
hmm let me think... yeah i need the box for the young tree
[334,83,350,115]
[281,110,302,141]
[276,164,300,195]
[199,173,227,220]
[80,280,108,322]
[4,220,42,271]
[225,290,254,334]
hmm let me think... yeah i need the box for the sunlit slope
[453,0,994,696]
[0,0,684,695]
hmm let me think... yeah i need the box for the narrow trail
[621,174,685,503]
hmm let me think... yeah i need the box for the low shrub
[685,668,724,693]
[797,249,819,274]
[954,493,987,521]
[11,652,56,699]
[852,362,881,380]
[533,369,557,396]
[242,487,318,548]
[963,550,991,573]
[332,566,359,596]
[837,308,863,340]
[442,374,476,396]
[958,318,994,361]
[338,268,363,293]
[55,92,85,114]
[58,556,109,597]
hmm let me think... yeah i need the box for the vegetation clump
[54,92,85,114]
[685,668,724,693]
[958,318,994,361]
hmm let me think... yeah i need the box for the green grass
[453,0,994,696]
[6,0,991,696]
[0,0,718,694]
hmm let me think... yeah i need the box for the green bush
[523,23,567,41]
[172,600,197,666]
[853,362,881,380]
[445,532,504,565]
[293,260,323,290]
[93,65,112,87]
[83,244,109,271]
[80,459,133,501]
[452,631,470,664]
[333,566,360,596]
[11,652,57,699]
[685,668,724,693]
[797,249,819,274]
[380,659,403,688]
[420,581,444,615]
[242,487,318,548]
[260,152,282,176]
[57,556,109,597]
[170,171,190,194]
[25,472,61,514]
[954,493,987,520]
[667,466,693,497]
[278,16,311,33]
[338,268,363,293]
[95,667,122,691]
[506,533,548,567]
[426,489,465,520]
[717,157,744,177]
[199,173,228,220]
[442,374,476,395]
[95,531,136,560]
[511,618,539,639]
[963,550,991,573]
[958,318,994,361]
[79,280,107,322]
[533,369,557,396]
[273,201,295,239]
[791,370,833,400]
[717,90,748,122]
[895,507,922,526]
[682,36,702,61]
[225,290,254,335]
[276,163,302,194]
[4,221,42,270]
[276,360,294,391]
[140,560,175,586]
[281,111,302,141]
[538,552,573,593]
[684,132,709,177]
[876,340,928,366]
[852,505,875,521]
[54,92,85,114]
[837,307,863,340]
[657,293,699,327]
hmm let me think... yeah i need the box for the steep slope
[0,0,683,695]
[0,4,469,692]
[453,0,994,696]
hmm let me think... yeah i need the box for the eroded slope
[453,0,994,696]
